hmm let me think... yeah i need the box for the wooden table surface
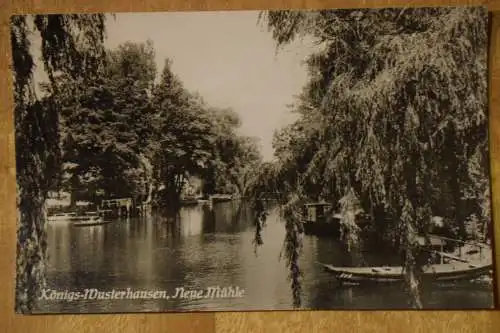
[1,1,500,332]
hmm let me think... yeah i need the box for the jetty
[99,198,133,218]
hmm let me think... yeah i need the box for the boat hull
[48,216,73,222]
[72,220,110,227]
[180,199,199,206]
[210,194,233,203]
[321,262,493,285]
[47,213,78,222]
[302,221,340,237]
[48,212,104,221]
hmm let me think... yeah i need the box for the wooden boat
[301,202,336,236]
[320,261,492,285]
[321,237,492,285]
[47,212,77,222]
[72,215,110,227]
[210,194,233,203]
[180,197,199,206]
[303,219,340,236]
[301,202,370,237]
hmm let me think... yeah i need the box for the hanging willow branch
[258,7,488,308]
[11,14,107,313]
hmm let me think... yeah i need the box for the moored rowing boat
[72,216,110,227]
[47,212,77,222]
[320,261,492,285]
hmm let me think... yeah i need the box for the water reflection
[37,201,494,313]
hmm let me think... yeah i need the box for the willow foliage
[257,7,489,308]
[11,14,107,312]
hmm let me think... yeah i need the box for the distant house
[46,191,91,209]
[46,191,71,208]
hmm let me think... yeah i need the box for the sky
[104,11,316,161]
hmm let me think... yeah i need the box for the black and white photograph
[11,6,496,313]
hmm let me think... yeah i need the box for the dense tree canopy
[149,58,262,206]
[255,7,489,308]
[202,108,262,196]
[45,41,262,209]
[44,41,157,205]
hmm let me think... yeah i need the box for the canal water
[36,201,494,313]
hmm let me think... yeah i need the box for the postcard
[10,6,496,313]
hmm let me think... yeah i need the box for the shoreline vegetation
[11,7,492,312]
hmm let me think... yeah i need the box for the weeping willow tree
[11,14,107,312]
[253,7,489,308]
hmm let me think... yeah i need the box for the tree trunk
[16,177,48,313]
[145,180,153,204]
[402,143,423,309]
[69,174,79,210]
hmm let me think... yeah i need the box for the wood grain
[1,1,499,333]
